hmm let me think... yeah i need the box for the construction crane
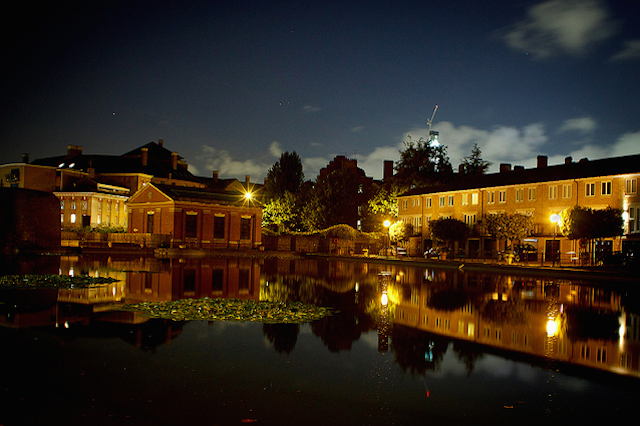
[426,105,439,146]
[426,105,438,133]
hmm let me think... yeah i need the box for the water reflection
[2,255,640,381]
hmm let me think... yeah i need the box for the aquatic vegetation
[0,274,118,289]
[118,297,334,323]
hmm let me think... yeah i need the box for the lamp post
[383,220,391,258]
[550,213,560,267]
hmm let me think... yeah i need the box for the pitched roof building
[398,154,640,261]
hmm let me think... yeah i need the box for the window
[548,185,558,200]
[82,199,88,210]
[146,212,154,234]
[214,215,225,239]
[487,191,495,204]
[60,199,64,209]
[71,200,76,210]
[439,196,446,207]
[426,197,432,208]
[528,187,537,201]
[448,195,454,206]
[471,193,479,205]
[625,178,637,194]
[586,182,596,197]
[601,181,612,196]
[515,188,524,202]
[461,193,468,206]
[464,213,476,227]
[402,200,407,210]
[562,184,572,199]
[60,214,64,223]
[629,206,638,233]
[70,213,76,224]
[185,213,198,238]
[240,217,252,240]
[498,190,506,203]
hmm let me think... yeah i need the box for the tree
[459,143,491,176]
[265,151,304,200]
[389,221,412,244]
[393,136,453,190]
[362,181,400,232]
[262,191,297,232]
[429,218,469,249]
[300,168,362,231]
[482,212,534,247]
[558,206,623,264]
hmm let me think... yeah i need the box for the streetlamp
[550,213,560,267]
[383,220,391,258]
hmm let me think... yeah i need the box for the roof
[401,153,640,196]
[141,183,259,208]
[31,142,197,182]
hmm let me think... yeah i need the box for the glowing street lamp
[383,220,391,257]
[550,213,560,267]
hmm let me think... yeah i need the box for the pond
[1,254,639,425]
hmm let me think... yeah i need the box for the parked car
[498,244,538,262]
[424,247,449,259]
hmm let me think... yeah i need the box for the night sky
[3,0,639,181]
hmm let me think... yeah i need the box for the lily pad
[118,297,334,323]
[0,274,118,289]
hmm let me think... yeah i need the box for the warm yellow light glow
[383,220,391,228]
[245,191,253,201]
[381,293,388,306]
[550,213,560,224]
[546,318,559,336]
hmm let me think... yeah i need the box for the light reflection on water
[1,254,639,425]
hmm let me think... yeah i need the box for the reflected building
[391,268,640,379]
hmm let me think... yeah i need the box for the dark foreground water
[2,254,639,425]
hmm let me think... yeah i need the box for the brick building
[126,183,262,250]
[398,154,640,260]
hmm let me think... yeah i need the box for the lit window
[70,213,76,224]
[515,189,524,202]
[471,193,479,205]
[461,193,468,206]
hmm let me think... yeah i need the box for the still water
[1,254,639,425]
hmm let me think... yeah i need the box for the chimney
[141,147,148,166]
[171,152,178,170]
[565,156,573,165]
[383,160,394,181]
[537,155,548,168]
[458,164,465,174]
[212,171,219,183]
[158,139,164,147]
[67,145,83,157]
[514,165,524,171]
[245,175,250,185]
[499,163,512,173]
[22,153,29,164]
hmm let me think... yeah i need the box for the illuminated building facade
[398,154,640,259]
